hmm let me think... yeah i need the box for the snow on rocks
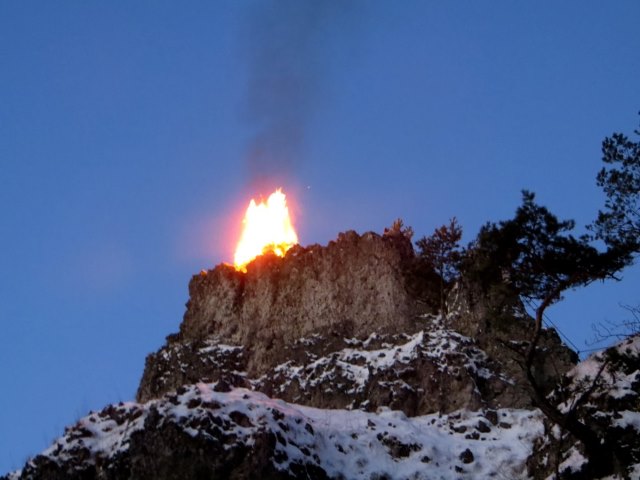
[553,334,640,422]
[8,385,544,480]
[257,315,514,415]
[531,334,640,479]
[139,315,518,417]
[7,336,640,479]
[43,402,147,465]
[136,336,249,402]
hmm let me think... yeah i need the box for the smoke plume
[242,0,339,188]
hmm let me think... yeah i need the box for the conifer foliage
[467,191,628,306]
[452,114,640,477]
[593,115,640,253]
[416,218,462,313]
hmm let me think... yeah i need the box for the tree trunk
[524,288,619,478]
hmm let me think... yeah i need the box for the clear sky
[1,1,639,473]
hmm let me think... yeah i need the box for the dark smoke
[242,0,341,189]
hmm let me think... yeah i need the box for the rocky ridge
[8,336,639,479]
[5,229,639,479]
[138,314,522,417]
[137,230,574,414]
[6,385,546,480]
[177,230,421,372]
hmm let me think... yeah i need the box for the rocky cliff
[178,230,421,369]
[137,229,574,415]
[5,228,639,480]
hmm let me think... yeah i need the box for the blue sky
[1,1,639,473]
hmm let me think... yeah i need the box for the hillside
[4,230,639,479]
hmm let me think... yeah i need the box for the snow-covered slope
[6,231,639,479]
[529,334,640,479]
[5,385,544,480]
[138,314,533,418]
[8,335,640,480]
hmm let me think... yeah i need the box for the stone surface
[7,229,640,480]
[4,386,546,480]
[139,230,439,401]
[138,315,522,414]
[137,229,576,416]
[446,281,579,406]
[178,230,425,371]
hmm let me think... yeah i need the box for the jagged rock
[139,315,522,415]
[447,280,579,402]
[253,316,517,415]
[4,386,545,480]
[139,230,432,402]
[10,228,629,480]
[180,231,423,371]
[136,338,250,404]
[138,230,575,415]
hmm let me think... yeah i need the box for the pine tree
[462,191,633,477]
[593,115,640,253]
[416,218,462,314]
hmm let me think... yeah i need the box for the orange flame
[233,188,298,272]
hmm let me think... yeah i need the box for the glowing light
[233,188,298,272]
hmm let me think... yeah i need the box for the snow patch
[20,386,545,479]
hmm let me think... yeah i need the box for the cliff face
[7,228,640,480]
[180,230,420,358]
[138,230,430,402]
[136,229,574,414]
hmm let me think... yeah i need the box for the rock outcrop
[138,230,429,403]
[137,315,519,417]
[179,230,422,370]
[5,386,546,480]
[137,229,575,415]
[7,338,639,480]
[11,228,629,480]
